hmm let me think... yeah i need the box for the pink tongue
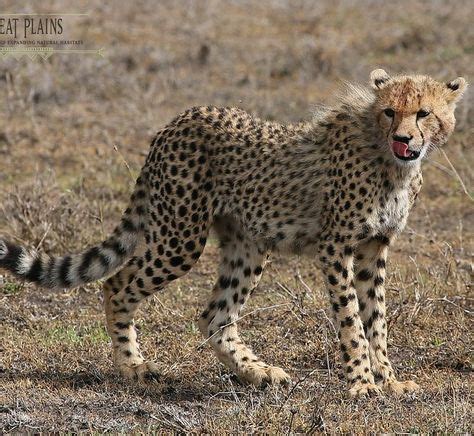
[392,141,410,157]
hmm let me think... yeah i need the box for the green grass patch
[431,336,445,347]
[44,322,109,346]
[1,281,24,295]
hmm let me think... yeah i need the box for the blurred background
[1,0,472,433]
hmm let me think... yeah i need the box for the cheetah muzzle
[391,141,421,161]
[0,69,467,398]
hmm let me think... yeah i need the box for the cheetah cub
[0,70,466,397]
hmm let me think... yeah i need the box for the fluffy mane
[311,81,376,126]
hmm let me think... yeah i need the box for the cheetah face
[370,69,467,166]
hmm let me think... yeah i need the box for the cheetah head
[370,69,467,166]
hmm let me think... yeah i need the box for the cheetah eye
[383,108,395,118]
[417,109,430,118]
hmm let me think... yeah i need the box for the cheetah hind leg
[104,235,208,383]
[104,268,160,383]
[198,218,291,388]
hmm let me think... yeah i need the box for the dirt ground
[0,0,472,433]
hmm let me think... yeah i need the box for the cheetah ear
[370,69,391,90]
[446,77,467,103]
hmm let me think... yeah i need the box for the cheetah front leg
[198,220,290,387]
[354,238,419,395]
[324,243,381,397]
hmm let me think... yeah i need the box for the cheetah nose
[392,134,412,144]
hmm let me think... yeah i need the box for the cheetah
[0,69,467,397]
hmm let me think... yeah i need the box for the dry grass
[0,0,473,433]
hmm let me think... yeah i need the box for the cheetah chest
[368,188,411,237]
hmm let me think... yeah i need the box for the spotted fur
[0,70,466,397]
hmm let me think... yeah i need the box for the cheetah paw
[348,381,383,398]
[239,364,291,388]
[384,379,419,395]
[118,361,161,383]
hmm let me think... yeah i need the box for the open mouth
[391,141,421,161]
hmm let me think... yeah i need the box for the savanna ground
[0,0,473,433]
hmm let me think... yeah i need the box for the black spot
[178,205,187,217]
[59,256,73,286]
[376,259,386,269]
[339,295,348,307]
[78,247,101,280]
[184,240,196,252]
[327,245,335,256]
[25,257,43,282]
[374,276,384,286]
[357,269,373,281]
[170,256,184,267]
[342,316,354,327]
[152,276,164,286]
[105,239,128,257]
[122,218,136,232]
[169,237,179,248]
[145,250,152,262]
[375,235,390,246]
[328,275,338,286]
[176,185,185,198]
[219,276,231,289]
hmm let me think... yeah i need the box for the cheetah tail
[0,177,149,290]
